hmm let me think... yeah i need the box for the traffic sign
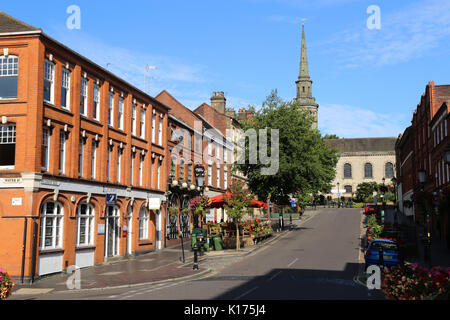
[106,194,117,206]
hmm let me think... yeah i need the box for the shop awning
[209,193,268,209]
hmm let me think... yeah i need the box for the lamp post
[418,168,432,268]
[337,182,340,208]
[392,177,398,229]
[381,177,386,223]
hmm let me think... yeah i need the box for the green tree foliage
[224,180,254,251]
[356,181,379,202]
[323,134,340,139]
[235,90,339,206]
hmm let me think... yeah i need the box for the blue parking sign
[106,194,117,206]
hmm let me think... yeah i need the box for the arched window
[344,163,352,178]
[139,207,149,240]
[76,203,95,246]
[364,163,373,178]
[0,55,18,98]
[385,162,394,179]
[40,201,64,250]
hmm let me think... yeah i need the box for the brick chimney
[211,91,226,114]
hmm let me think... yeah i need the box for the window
[224,148,228,163]
[59,130,66,175]
[187,164,192,184]
[107,145,111,182]
[158,116,163,145]
[217,166,220,188]
[224,167,228,190]
[117,148,122,183]
[385,162,394,179]
[149,157,153,187]
[179,160,184,182]
[195,135,200,152]
[139,154,144,186]
[157,160,161,189]
[364,163,373,178]
[216,143,221,160]
[130,152,135,185]
[139,208,149,240]
[0,55,18,98]
[208,142,212,156]
[61,68,71,109]
[40,202,64,250]
[118,97,124,130]
[42,128,50,171]
[76,203,95,246]
[80,77,88,116]
[208,165,212,185]
[108,92,114,127]
[78,137,84,177]
[140,108,146,139]
[132,104,137,135]
[344,185,352,194]
[91,141,97,179]
[170,157,176,178]
[152,114,156,143]
[344,163,352,179]
[44,60,54,103]
[93,84,100,120]
[0,124,16,167]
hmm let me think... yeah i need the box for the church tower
[294,22,319,129]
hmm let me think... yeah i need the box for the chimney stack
[211,91,226,114]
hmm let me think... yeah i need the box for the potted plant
[0,269,15,300]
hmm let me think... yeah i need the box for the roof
[0,11,41,34]
[324,138,397,153]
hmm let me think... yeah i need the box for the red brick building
[0,12,170,282]
[396,81,450,250]
[156,90,232,226]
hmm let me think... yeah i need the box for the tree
[323,134,340,139]
[224,180,253,251]
[236,90,339,207]
[356,182,379,202]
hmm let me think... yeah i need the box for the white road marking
[287,258,299,268]
[234,286,259,300]
[268,271,283,282]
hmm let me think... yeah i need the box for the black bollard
[378,245,384,268]
[193,245,199,270]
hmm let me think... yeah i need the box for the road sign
[291,200,295,207]
[106,194,117,206]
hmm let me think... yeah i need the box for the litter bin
[213,235,223,251]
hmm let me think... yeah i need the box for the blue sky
[3,0,450,138]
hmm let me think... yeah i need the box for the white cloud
[47,28,208,97]
[322,0,450,67]
[318,103,407,138]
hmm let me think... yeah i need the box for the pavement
[9,210,319,299]
[383,208,450,268]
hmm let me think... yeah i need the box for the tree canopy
[235,90,339,205]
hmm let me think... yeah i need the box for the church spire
[299,22,310,80]
[294,21,319,129]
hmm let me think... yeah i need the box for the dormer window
[0,55,18,99]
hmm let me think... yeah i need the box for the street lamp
[392,177,398,229]
[337,182,340,208]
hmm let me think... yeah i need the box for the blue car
[365,239,404,269]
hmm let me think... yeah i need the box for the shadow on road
[198,263,384,300]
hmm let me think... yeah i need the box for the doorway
[105,206,120,257]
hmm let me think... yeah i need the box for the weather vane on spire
[301,18,307,25]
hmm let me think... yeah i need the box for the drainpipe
[20,218,28,284]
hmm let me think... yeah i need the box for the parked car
[365,238,404,269]
[365,204,379,215]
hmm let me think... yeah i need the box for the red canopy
[209,193,268,209]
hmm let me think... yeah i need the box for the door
[105,206,120,257]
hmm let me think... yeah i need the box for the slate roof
[0,11,41,33]
[324,138,397,153]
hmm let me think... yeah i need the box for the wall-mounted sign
[97,224,105,235]
[148,198,161,210]
[12,198,22,206]
[106,194,117,206]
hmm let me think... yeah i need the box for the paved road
[34,208,383,300]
